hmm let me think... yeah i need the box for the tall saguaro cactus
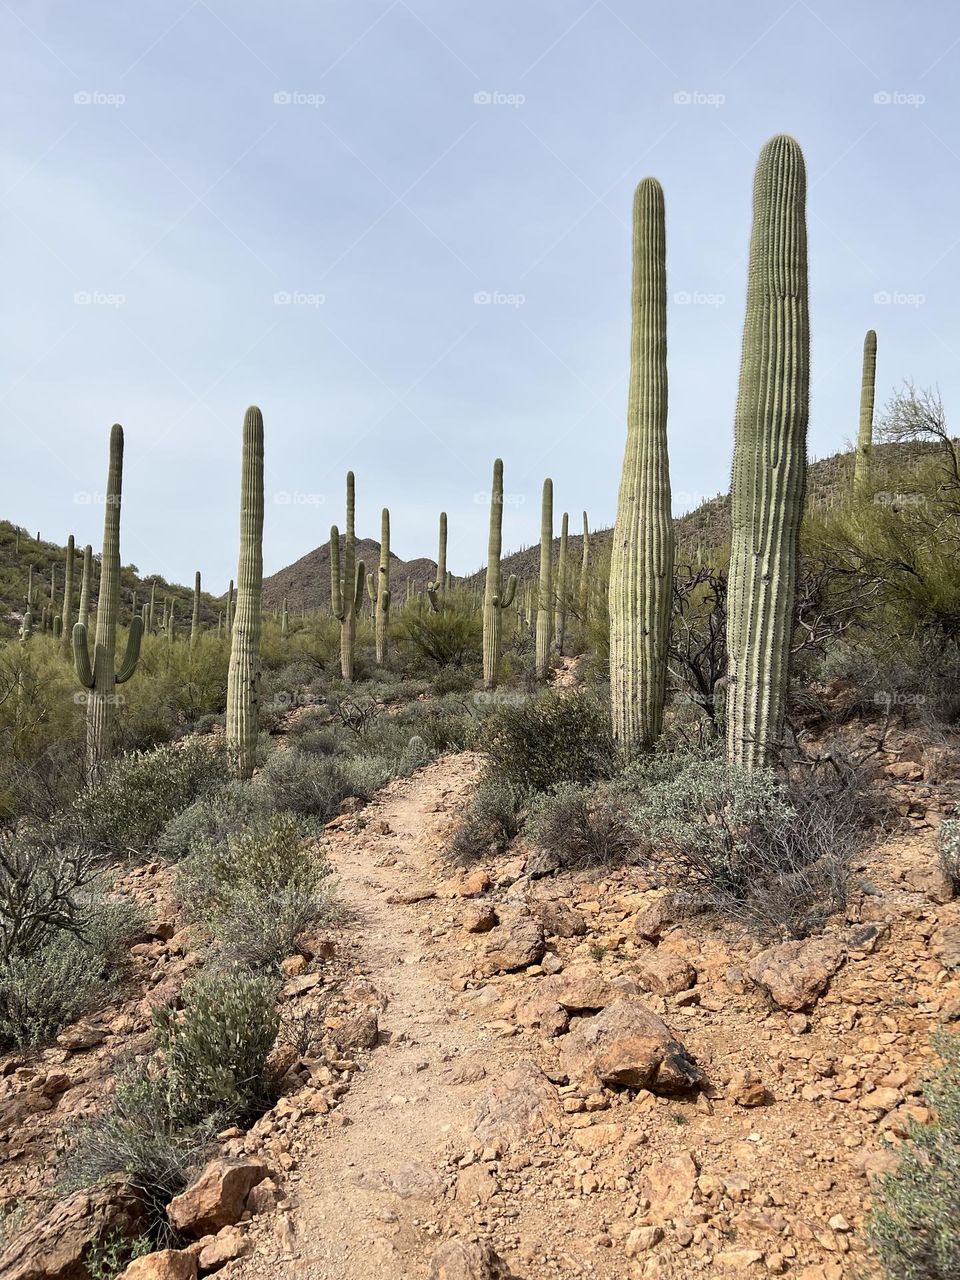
[427,511,447,603]
[147,579,156,633]
[225,407,265,779]
[482,458,518,690]
[366,507,392,666]
[609,177,674,753]
[579,512,591,626]
[77,547,92,631]
[330,471,364,682]
[726,136,809,770]
[535,479,554,680]
[191,571,201,647]
[73,425,143,783]
[60,535,75,657]
[555,511,569,656]
[853,329,877,496]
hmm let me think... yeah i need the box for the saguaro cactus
[147,579,156,633]
[59,536,75,656]
[726,136,809,770]
[535,479,554,680]
[427,512,447,605]
[853,329,877,496]
[609,177,674,753]
[366,507,391,665]
[281,598,289,638]
[191,571,201,647]
[73,425,143,782]
[330,471,364,682]
[555,511,569,656]
[167,600,176,643]
[578,512,590,625]
[226,580,234,636]
[482,459,518,690]
[225,407,265,780]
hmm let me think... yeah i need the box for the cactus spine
[225,407,265,779]
[726,136,809,770]
[330,471,364,682]
[482,459,518,690]
[609,177,674,753]
[191,572,201,646]
[365,507,391,665]
[535,479,554,680]
[853,329,877,496]
[555,511,569,656]
[72,425,143,783]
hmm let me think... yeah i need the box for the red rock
[0,1181,144,1280]
[634,951,696,996]
[748,936,846,1011]
[559,999,702,1094]
[478,909,544,975]
[429,1237,514,1279]
[117,1250,197,1280]
[167,1159,270,1237]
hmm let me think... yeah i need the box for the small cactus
[482,459,518,690]
[225,407,265,780]
[365,507,391,665]
[330,471,365,682]
[281,598,289,638]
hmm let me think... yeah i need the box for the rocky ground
[2,723,958,1280]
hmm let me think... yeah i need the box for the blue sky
[2,0,958,591]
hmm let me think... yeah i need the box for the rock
[715,1249,765,1270]
[478,909,544,975]
[624,1225,663,1255]
[514,991,569,1038]
[934,923,960,970]
[643,1152,699,1219]
[280,954,307,977]
[748,936,846,1011]
[282,972,321,998]
[905,862,954,904]
[534,900,587,937]
[456,1164,498,1204]
[634,898,676,941]
[167,1159,270,1237]
[728,1068,771,1107]
[386,885,437,905]
[559,999,702,1094]
[0,1181,144,1280]
[463,903,498,934]
[460,870,492,898]
[634,951,696,996]
[538,966,640,1012]
[473,1059,561,1149]
[246,1178,280,1216]
[329,1009,379,1053]
[429,1237,514,1280]
[525,848,561,879]
[56,1022,106,1052]
[118,1251,197,1280]
[197,1226,248,1270]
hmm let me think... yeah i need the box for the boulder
[0,1181,144,1280]
[118,1251,197,1280]
[197,1226,248,1270]
[633,951,696,996]
[167,1159,270,1237]
[329,1008,380,1053]
[747,936,846,1011]
[478,909,544,975]
[473,1059,560,1149]
[642,1152,699,1220]
[559,999,702,1093]
[538,966,640,1012]
[462,903,498,934]
[533,899,587,938]
[429,1238,515,1280]
[634,897,676,941]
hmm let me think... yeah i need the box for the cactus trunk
[726,136,809,770]
[191,571,201,647]
[365,507,391,666]
[482,459,517,690]
[555,511,569,656]
[60,536,75,656]
[579,512,590,626]
[853,329,877,496]
[609,177,674,753]
[225,407,265,779]
[535,479,554,680]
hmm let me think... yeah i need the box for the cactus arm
[73,623,95,688]
[330,526,344,619]
[116,616,144,684]
[366,571,377,602]
[354,561,365,610]
[500,574,517,609]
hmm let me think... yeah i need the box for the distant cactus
[226,579,234,636]
[555,511,569,656]
[330,471,365,682]
[281,598,289,638]
[72,425,143,783]
[225,407,265,779]
[578,512,590,625]
[147,579,156,633]
[535,479,554,681]
[365,507,391,665]
[853,329,877,496]
[482,459,518,690]
[609,176,674,753]
[167,599,176,643]
[726,136,809,770]
[191,571,201,646]
[427,511,447,602]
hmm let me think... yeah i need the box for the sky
[1,0,959,592]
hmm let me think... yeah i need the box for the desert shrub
[258,748,350,819]
[940,819,960,893]
[0,895,141,1048]
[450,781,527,863]
[0,833,100,958]
[67,740,228,858]
[398,734,433,775]
[157,781,273,862]
[336,753,395,800]
[868,1030,960,1279]
[432,666,476,695]
[153,968,279,1126]
[285,709,341,756]
[619,746,880,939]
[178,812,331,970]
[85,1229,152,1280]
[480,689,616,794]
[527,782,640,869]
[398,596,483,671]
[394,695,480,753]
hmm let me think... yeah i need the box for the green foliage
[157,780,273,861]
[85,1228,151,1280]
[449,780,527,863]
[527,782,640,869]
[177,812,331,971]
[258,748,351,819]
[868,1030,960,1279]
[399,593,483,670]
[480,688,616,794]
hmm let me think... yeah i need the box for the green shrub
[868,1030,960,1279]
[258,748,349,819]
[86,1228,152,1280]
[68,740,228,858]
[398,596,482,671]
[450,781,527,863]
[432,666,476,695]
[527,782,640,870]
[480,689,616,794]
[157,781,273,862]
[939,819,960,892]
[178,812,332,970]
